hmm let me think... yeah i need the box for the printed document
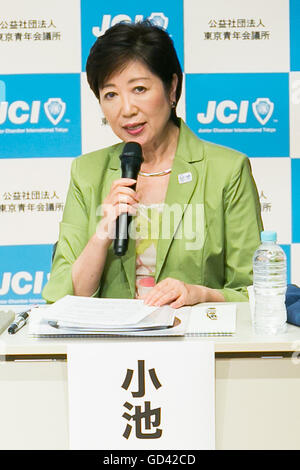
[28,295,189,337]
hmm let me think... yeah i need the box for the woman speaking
[43,21,263,308]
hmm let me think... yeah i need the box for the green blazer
[42,120,263,303]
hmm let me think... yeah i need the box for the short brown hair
[86,21,183,126]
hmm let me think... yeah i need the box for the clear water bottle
[253,230,287,335]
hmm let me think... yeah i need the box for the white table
[1,302,300,450]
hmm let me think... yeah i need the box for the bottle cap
[261,230,277,242]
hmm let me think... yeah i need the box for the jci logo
[0,271,49,296]
[0,98,66,125]
[197,98,274,125]
[93,12,169,37]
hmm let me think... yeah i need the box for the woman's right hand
[95,178,139,247]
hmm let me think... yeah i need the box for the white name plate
[68,341,215,450]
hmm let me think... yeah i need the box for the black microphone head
[119,142,143,180]
[121,141,142,159]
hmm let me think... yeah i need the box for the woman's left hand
[140,277,208,309]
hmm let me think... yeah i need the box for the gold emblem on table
[206,307,218,320]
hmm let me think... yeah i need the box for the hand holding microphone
[96,142,143,256]
[114,142,143,256]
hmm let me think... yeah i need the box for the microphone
[113,142,143,256]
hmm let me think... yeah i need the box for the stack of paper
[28,295,189,337]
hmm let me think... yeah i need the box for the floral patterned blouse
[133,203,164,298]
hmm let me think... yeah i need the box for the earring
[101,117,108,126]
[171,101,176,108]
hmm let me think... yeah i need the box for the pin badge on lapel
[178,172,192,184]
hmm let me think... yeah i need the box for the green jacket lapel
[155,121,204,282]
